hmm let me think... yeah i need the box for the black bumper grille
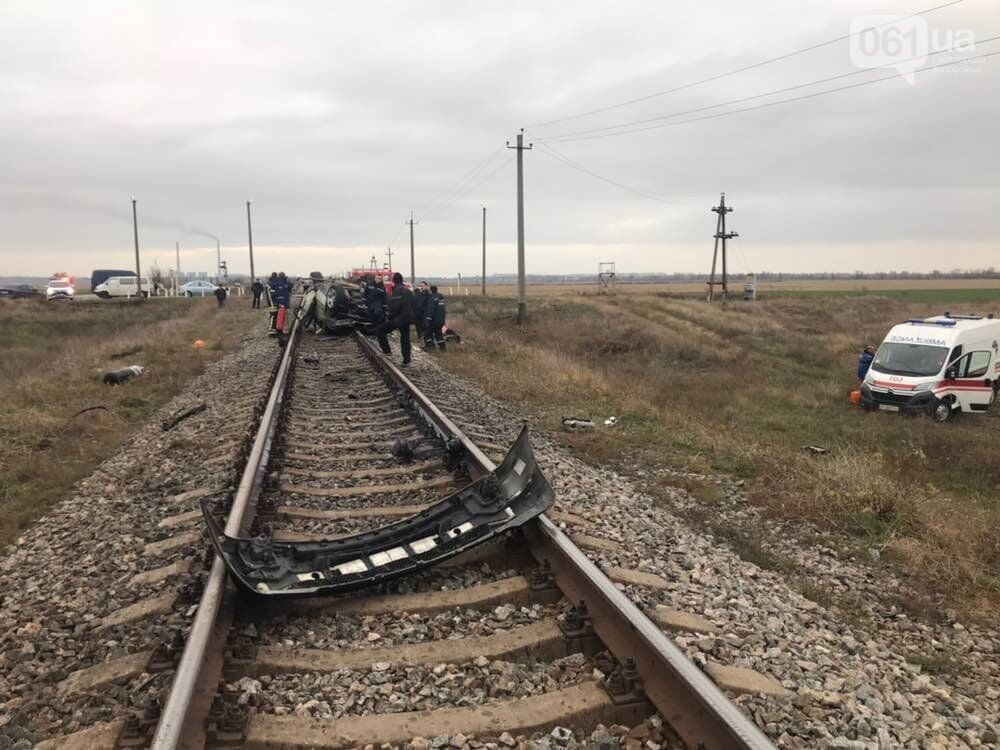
[871,390,912,405]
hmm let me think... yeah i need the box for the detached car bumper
[203,425,554,597]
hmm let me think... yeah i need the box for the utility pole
[175,241,180,295]
[406,211,418,284]
[706,192,738,303]
[481,205,487,296]
[386,246,394,271]
[507,129,532,323]
[216,238,222,284]
[131,197,143,297]
[246,201,256,283]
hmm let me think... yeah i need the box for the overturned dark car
[299,277,373,335]
[298,275,460,343]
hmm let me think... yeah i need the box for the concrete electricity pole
[386,246,394,271]
[406,212,418,284]
[216,238,222,284]
[175,241,180,295]
[481,205,486,296]
[131,197,143,298]
[246,201,256,283]
[706,193,738,303]
[506,130,532,323]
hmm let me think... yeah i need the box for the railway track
[141,315,776,750]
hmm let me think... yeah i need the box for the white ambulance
[861,313,1000,422]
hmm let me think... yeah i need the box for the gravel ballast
[5,327,999,749]
[404,347,1000,750]
[0,330,280,746]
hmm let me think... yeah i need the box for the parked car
[179,280,219,297]
[93,276,151,298]
[0,284,40,299]
[45,278,75,302]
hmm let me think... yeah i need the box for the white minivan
[93,276,151,299]
[861,313,1000,422]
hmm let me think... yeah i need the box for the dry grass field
[0,298,261,549]
[473,278,1000,301]
[439,285,1000,618]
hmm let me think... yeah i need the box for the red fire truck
[346,267,406,294]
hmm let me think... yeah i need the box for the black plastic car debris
[202,425,554,596]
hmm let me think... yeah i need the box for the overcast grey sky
[1,0,996,278]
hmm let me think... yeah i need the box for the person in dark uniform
[363,276,390,353]
[271,272,292,335]
[251,278,264,309]
[377,272,415,365]
[857,344,876,380]
[412,281,430,340]
[423,285,447,351]
[266,272,279,335]
[214,284,228,309]
[274,272,291,307]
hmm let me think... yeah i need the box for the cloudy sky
[1,0,996,279]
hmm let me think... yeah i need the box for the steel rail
[357,332,776,750]
[354,332,495,479]
[150,318,301,749]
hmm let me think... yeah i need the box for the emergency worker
[274,272,292,307]
[376,272,415,365]
[413,281,430,339]
[268,271,292,334]
[251,278,264,309]
[363,276,390,352]
[857,344,876,380]
[423,285,447,350]
[266,272,279,335]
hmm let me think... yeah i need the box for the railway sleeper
[202,680,656,750]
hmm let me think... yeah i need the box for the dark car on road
[0,284,40,299]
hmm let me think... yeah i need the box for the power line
[540,48,1000,144]
[540,34,1000,142]
[384,145,504,247]
[419,146,506,219]
[533,140,672,204]
[530,0,966,129]
[423,152,512,220]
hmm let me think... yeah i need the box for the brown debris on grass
[0,298,262,548]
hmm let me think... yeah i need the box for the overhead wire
[383,144,505,247]
[418,146,506,219]
[539,48,1000,143]
[421,151,513,223]
[538,34,1000,142]
[532,139,672,204]
[530,0,966,129]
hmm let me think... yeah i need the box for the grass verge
[0,298,263,549]
[437,292,1000,619]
